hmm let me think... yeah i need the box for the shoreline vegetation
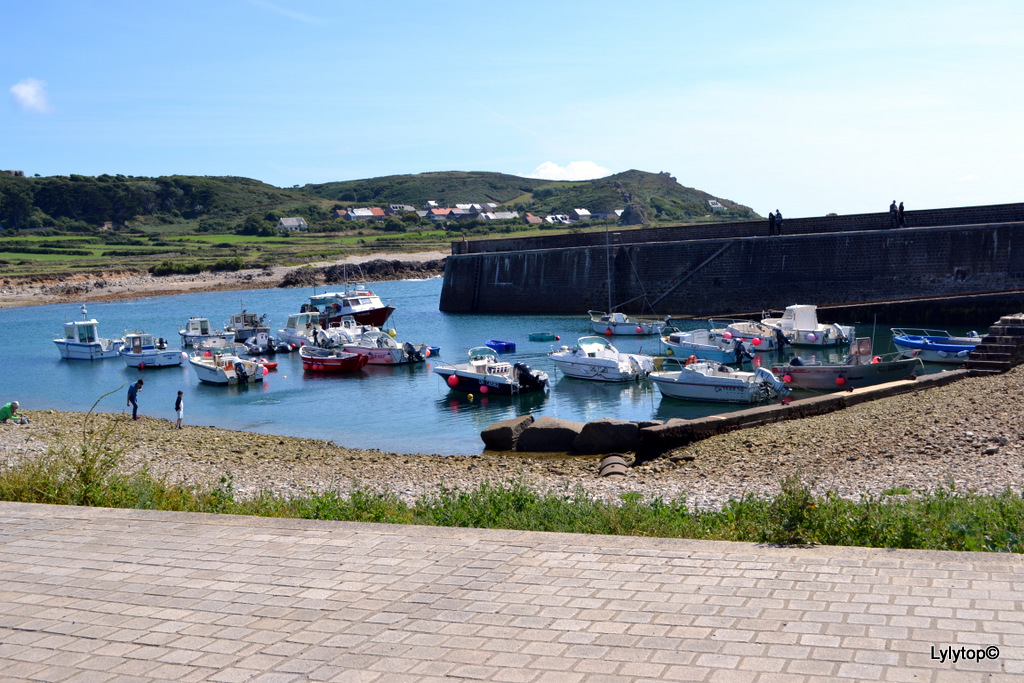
[2,361,1023,552]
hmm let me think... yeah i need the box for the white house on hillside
[278,217,308,231]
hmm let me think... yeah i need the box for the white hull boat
[188,353,265,385]
[890,328,982,364]
[53,306,124,360]
[120,331,184,368]
[179,317,229,347]
[761,304,853,347]
[661,328,751,364]
[225,309,269,343]
[277,311,323,348]
[550,336,654,382]
[341,330,429,365]
[650,358,789,403]
[307,285,395,328]
[433,346,549,395]
[771,338,924,390]
[588,310,665,336]
[708,319,784,351]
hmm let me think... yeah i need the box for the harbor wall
[439,216,1024,323]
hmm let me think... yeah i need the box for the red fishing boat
[299,345,370,372]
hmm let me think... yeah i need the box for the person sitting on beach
[0,401,29,424]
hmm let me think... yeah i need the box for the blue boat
[890,328,982,364]
[485,339,516,353]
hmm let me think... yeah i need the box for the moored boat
[661,327,752,364]
[771,338,924,391]
[341,330,429,365]
[179,317,229,347]
[761,304,853,347]
[890,328,982,364]
[650,357,789,403]
[53,305,125,360]
[550,336,654,382]
[225,308,269,343]
[485,339,516,353]
[188,352,265,385]
[299,345,370,372]
[589,310,665,336]
[708,318,784,351]
[433,346,549,395]
[307,285,395,328]
[120,331,184,368]
[276,311,323,348]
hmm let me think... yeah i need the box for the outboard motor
[774,326,791,348]
[754,367,789,399]
[234,361,248,383]
[403,342,424,362]
[266,338,277,355]
[514,362,549,391]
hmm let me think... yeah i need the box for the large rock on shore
[516,416,584,452]
[572,418,642,454]
[480,415,535,451]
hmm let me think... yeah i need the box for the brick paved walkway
[0,502,1021,681]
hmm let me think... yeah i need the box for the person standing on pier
[774,210,783,234]
[889,200,899,228]
[767,211,776,235]
[898,201,906,227]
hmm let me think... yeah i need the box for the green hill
[301,169,760,222]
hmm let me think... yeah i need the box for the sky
[3,1,1023,218]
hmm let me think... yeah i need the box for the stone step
[963,359,1012,373]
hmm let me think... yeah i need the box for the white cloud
[10,78,52,113]
[528,161,611,181]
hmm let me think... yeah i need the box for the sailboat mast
[605,224,612,312]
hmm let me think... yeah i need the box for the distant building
[479,211,520,221]
[708,200,725,212]
[346,207,385,221]
[277,217,308,231]
[569,208,591,221]
[426,208,453,221]
[524,212,543,225]
[0,170,25,177]
[332,209,348,219]
[386,204,416,215]
[544,214,572,225]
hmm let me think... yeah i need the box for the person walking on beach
[898,201,906,228]
[127,379,143,420]
[889,200,899,228]
[174,390,184,429]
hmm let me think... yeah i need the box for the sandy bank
[0,250,449,309]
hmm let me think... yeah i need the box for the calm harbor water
[1,278,957,455]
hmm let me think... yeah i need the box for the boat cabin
[182,317,212,336]
[124,331,165,353]
[228,310,262,329]
[285,312,320,331]
[63,320,100,344]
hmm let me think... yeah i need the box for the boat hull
[590,320,662,336]
[891,333,978,364]
[433,367,547,395]
[651,373,764,403]
[188,356,265,385]
[54,339,124,360]
[121,350,184,368]
[300,349,369,372]
[551,358,641,382]
[323,306,395,329]
[772,358,920,390]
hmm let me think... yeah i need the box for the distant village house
[277,217,308,231]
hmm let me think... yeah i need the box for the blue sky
[4,1,1023,218]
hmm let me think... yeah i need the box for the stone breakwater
[2,364,1023,510]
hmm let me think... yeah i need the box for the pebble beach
[2,363,1022,510]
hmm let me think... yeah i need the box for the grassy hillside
[300,169,760,222]
[0,169,759,281]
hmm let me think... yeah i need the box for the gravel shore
[3,364,1022,510]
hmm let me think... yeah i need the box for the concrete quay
[0,501,1021,682]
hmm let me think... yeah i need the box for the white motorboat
[225,308,269,343]
[120,331,184,368]
[53,305,125,360]
[771,338,924,390]
[179,317,229,347]
[243,330,289,355]
[661,328,751,364]
[708,318,784,351]
[433,346,549,395]
[341,330,430,365]
[550,336,654,382]
[650,358,789,403]
[276,311,323,348]
[588,310,665,336]
[890,328,982,364]
[761,304,854,347]
[308,284,395,328]
[188,352,266,385]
